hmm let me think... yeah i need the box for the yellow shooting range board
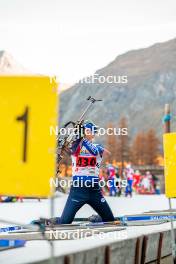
[163,132,176,198]
[0,76,58,197]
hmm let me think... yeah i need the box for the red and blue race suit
[71,138,104,185]
[60,138,115,224]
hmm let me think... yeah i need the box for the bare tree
[105,122,117,163]
[116,117,130,171]
[131,129,160,165]
[131,131,146,165]
[144,129,160,165]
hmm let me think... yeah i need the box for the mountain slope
[0,51,30,74]
[60,38,176,138]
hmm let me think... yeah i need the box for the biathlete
[59,121,115,224]
[32,121,115,226]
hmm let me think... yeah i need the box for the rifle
[56,96,102,177]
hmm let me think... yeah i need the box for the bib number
[76,156,96,167]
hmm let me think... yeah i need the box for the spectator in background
[107,164,117,196]
[140,171,154,193]
[99,168,106,195]
[133,170,141,193]
[146,171,155,193]
[125,164,134,197]
[141,173,150,192]
[152,174,161,194]
[115,165,121,196]
[0,196,17,202]
[115,165,120,179]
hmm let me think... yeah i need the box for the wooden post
[157,232,164,264]
[104,246,111,264]
[164,104,171,133]
[141,236,148,264]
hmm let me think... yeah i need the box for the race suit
[60,138,114,224]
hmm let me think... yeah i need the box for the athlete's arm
[71,138,83,155]
[82,138,104,156]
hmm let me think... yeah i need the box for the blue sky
[0,0,176,84]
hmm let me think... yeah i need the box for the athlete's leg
[114,183,117,195]
[60,187,87,224]
[109,185,113,196]
[111,180,117,196]
[128,179,133,197]
[125,181,130,197]
[109,180,114,196]
[88,187,114,222]
[112,186,117,196]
